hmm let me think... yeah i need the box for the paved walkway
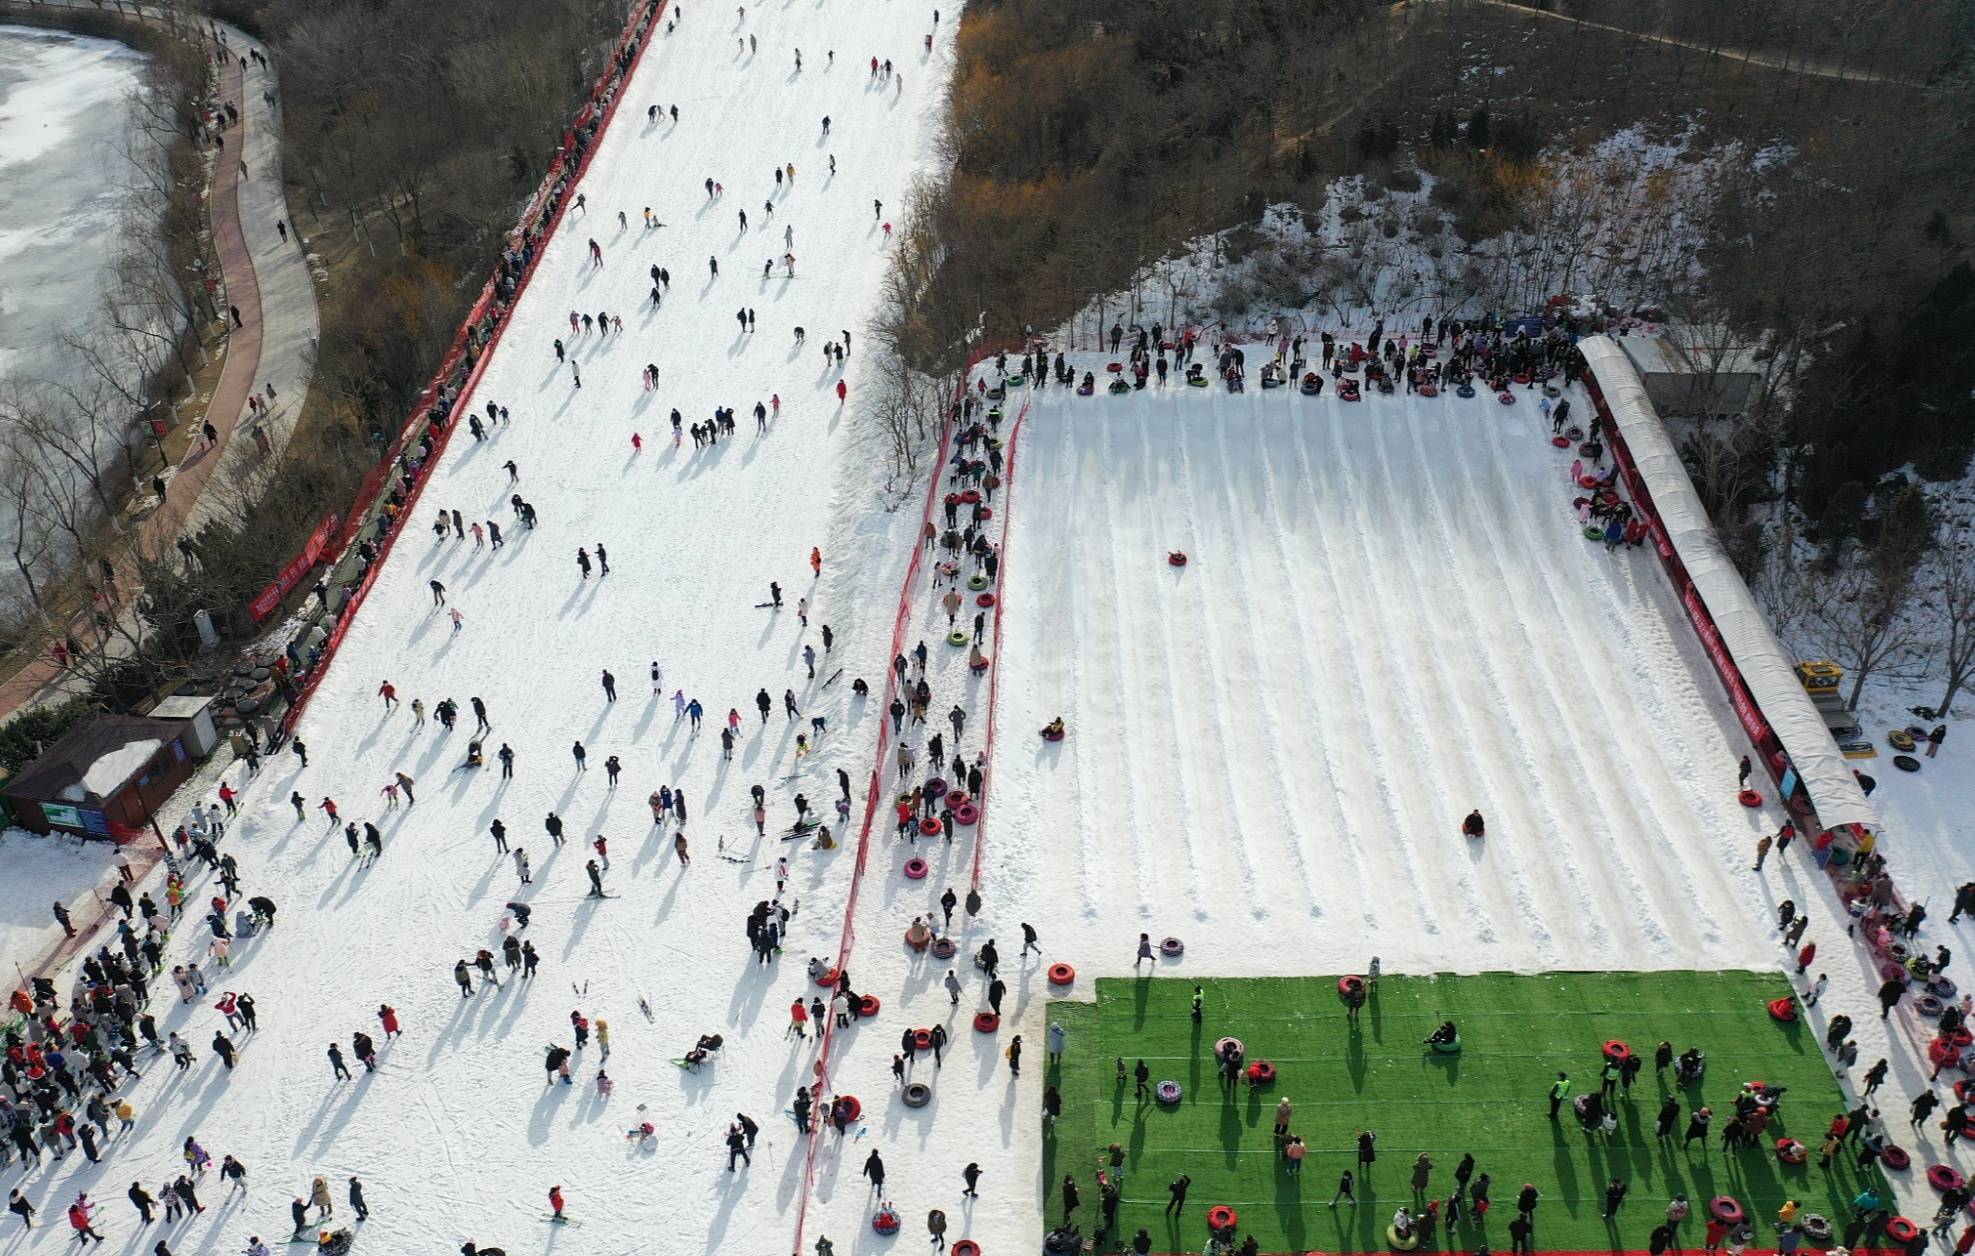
[0,2,319,718]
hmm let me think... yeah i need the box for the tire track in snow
[1316,400,1498,946]
[1039,410,1109,918]
[1164,401,1283,918]
[1194,398,1330,921]
[1251,405,1384,933]
[1460,405,1716,956]
[1291,406,1445,940]
[1363,399,1558,960]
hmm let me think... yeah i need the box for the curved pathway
[0,0,319,718]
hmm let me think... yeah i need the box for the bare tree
[1925,528,1975,717]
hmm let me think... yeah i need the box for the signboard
[248,512,341,623]
[40,802,82,829]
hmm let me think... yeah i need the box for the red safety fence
[276,0,668,731]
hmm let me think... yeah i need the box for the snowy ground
[1,2,956,1251]
[0,828,126,980]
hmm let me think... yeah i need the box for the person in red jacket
[68,1195,104,1243]
[377,1005,400,1039]
[1797,942,1817,973]
[835,379,847,404]
[548,1185,567,1222]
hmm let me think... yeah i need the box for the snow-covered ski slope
[990,377,1775,973]
[6,5,955,1253]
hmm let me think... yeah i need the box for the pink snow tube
[1497,392,1516,405]
[954,803,979,826]
[903,858,929,880]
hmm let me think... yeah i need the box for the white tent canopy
[1579,335,1881,836]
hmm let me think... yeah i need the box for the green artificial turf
[1043,972,1890,1253]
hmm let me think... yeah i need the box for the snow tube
[903,857,929,880]
[932,937,957,960]
[905,927,929,952]
[1160,936,1184,957]
[1207,1206,1239,1232]
[1887,1218,1922,1245]
[1776,1138,1807,1165]
[1186,376,1210,388]
[859,994,881,1017]
[960,489,982,505]
[1578,474,1600,489]
[1583,525,1605,540]
[816,967,839,988]
[944,493,960,507]
[1935,977,1961,1000]
[1076,383,1094,396]
[1603,1040,1632,1063]
[1387,1225,1422,1252]
[1890,729,1918,751]
[1801,1215,1835,1242]
[1709,1197,1746,1226]
[1108,379,1132,395]
[838,1095,863,1121]
[1217,1036,1246,1059]
[973,1012,1000,1033]
[952,1242,981,1256]
[1338,382,1362,402]
[1418,383,1439,398]
[1917,994,1946,1019]
[1168,551,1189,567]
[1041,729,1065,743]
[926,778,949,800]
[1767,997,1798,1022]
[913,1029,933,1051]
[977,593,996,608]
[1894,754,1922,772]
[1513,372,1533,386]
[945,790,970,808]
[1739,789,1763,808]
[954,803,979,826]
[948,630,970,647]
[1497,392,1516,405]
[1048,963,1076,986]
[1430,1037,1463,1055]
[1247,1060,1276,1085]
[1456,384,1476,399]
[873,1207,902,1235]
[1339,975,1366,1004]
[1882,1145,1913,1171]
[1929,1165,1967,1193]
[1106,362,1124,373]
[1565,426,1584,441]
[1551,436,1571,448]
[1156,1080,1182,1105]
[918,818,942,837]
[968,574,991,592]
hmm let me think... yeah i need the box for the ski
[821,667,843,688]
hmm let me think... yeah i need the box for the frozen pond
[0,24,153,389]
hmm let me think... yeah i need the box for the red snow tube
[1207,1206,1239,1232]
[1339,975,1366,1003]
[1603,1040,1632,1063]
[977,593,996,608]
[1577,474,1600,489]
[1106,362,1124,373]
[1739,789,1763,808]
[1247,1060,1277,1085]
[1883,1145,1913,1170]
[1041,729,1065,743]
[903,858,929,880]
[1776,1138,1807,1164]
[1929,1165,1967,1193]
[1551,435,1570,448]
[1767,997,1798,1022]
[859,994,881,1017]
[838,1095,862,1121]
[973,1012,1000,1033]
[1887,1218,1922,1244]
[945,790,970,808]
[1497,392,1516,405]
[1709,1197,1746,1226]
[1956,1026,1974,1048]
[914,1029,933,1051]
[1929,1038,1960,1067]
[816,967,839,988]
[1513,372,1532,385]
[1169,552,1189,567]
[873,1207,901,1236]
[1417,383,1439,398]
[953,1242,982,1256]
[979,507,993,521]
[955,803,979,826]
[944,493,960,506]
[919,817,942,837]
[1048,963,1076,986]
[960,489,982,505]
[1338,382,1361,402]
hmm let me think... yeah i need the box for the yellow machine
[1797,660,1876,759]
